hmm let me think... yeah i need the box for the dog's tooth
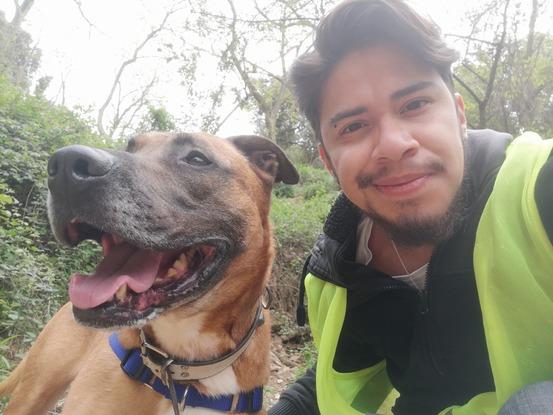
[115,284,128,300]
[179,253,189,268]
[167,268,177,277]
[174,256,188,271]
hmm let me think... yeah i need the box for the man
[269,1,553,414]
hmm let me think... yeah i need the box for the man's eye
[401,99,429,115]
[342,122,366,134]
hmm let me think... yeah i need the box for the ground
[267,332,315,406]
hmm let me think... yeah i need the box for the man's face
[319,45,467,245]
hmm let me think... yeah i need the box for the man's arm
[535,148,553,243]
[268,365,320,415]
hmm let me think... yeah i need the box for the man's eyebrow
[390,81,436,100]
[329,106,367,126]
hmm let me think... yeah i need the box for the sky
[1,0,552,137]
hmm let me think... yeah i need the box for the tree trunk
[10,0,35,28]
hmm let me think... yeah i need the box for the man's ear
[454,93,467,136]
[227,135,299,185]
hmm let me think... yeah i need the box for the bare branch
[482,0,509,108]
[526,0,540,57]
[212,102,241,135]
[225,0,270,117]
[97,7,175,136]
[444,33,497,47]
[461,61,487,85]
[71,0,100,36]
[453,73,483,105]
[114,76,157,137]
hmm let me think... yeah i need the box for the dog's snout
[48,145,115,193]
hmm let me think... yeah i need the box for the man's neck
[368,222,434,276]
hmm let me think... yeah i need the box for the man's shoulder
[466,129,513,194]
[467,129,512,164]
[305,193,361,286]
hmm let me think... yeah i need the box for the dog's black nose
[48,145,115,194]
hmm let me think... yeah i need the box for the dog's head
[47,132,298,328]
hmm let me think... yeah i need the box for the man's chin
[379,213,457,247]
[368,197,467,247]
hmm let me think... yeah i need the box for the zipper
[419,247,444,376]
[419,288,429,315]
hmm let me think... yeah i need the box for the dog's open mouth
[66,220,227,327]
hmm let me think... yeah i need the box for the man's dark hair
[289,0,459,142]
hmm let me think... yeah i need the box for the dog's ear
[227,135,299,185]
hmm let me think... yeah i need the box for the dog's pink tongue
[69,242,162,309]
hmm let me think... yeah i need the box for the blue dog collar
[109,333,263,413]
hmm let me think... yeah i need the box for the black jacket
[270,130,553,415]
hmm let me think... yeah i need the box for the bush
[0,76,107,380]
[273,182,295,198]
[296,164,338,198]
[269,161,338,316]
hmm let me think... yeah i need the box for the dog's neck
[149,295,263,358]
[117,294,269,396]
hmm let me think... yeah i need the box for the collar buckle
[140,330,176,380]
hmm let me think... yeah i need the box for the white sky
[1,0,552,137]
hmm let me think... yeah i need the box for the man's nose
[372,117,419,162]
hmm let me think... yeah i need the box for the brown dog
[0,132,298,414]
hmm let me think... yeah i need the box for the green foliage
[273,182,295,198]
[251,79,318,159]
[295,163,338,199]
[269,162,338,314]
[455,34,553,136]
[0,75,106,375]
[137,105,177,133]
[453,0,553,137]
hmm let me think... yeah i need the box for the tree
[251,78,317,160]
[170,0,334,147]
[451,0,553,136]
[451,0,511,129]
[10,0,35,29]
[0,10,40,90]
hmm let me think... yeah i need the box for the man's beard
[363,175,470,247]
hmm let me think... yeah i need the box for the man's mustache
[357,161,445,189]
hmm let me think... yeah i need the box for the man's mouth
[373,174,431,196]
[64,220,224,327]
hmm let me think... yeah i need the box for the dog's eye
[183,150,212,166]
